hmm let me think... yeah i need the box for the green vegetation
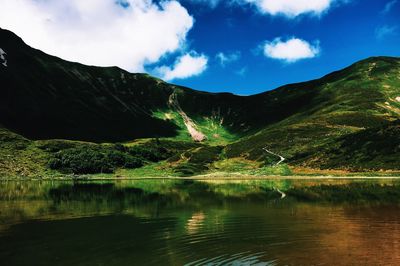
[225,57,400,171]
[43,139,199,175]
[1,28,400,178]
[307,120,400,171]
[172,146,223,176]
[0,128,53,178]
[152,109,239,145]
[48,145,144,174]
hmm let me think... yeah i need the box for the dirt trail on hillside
[263,147,285,165]
[169,91,206,142]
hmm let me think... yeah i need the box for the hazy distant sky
[1,0,399,94]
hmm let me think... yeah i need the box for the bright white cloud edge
[245,0,333,17]
[263,38,320,63]
[0,0,194,72]
[191,0,337,17]
[156,52,208,81]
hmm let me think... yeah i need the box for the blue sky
[164,0,400,94]
[1,0,399,95]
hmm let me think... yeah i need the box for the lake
[1,178,400,265]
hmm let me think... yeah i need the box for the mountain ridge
[1,28,399,177]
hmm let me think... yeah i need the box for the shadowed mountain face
[0,28,179,142]
[0,28,344,142]
[0,28,399,171]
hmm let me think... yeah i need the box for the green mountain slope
[0,28,339,144]
[1,28,399,177]
[226,57,400,170]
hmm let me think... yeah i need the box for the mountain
[0,28,343,143]
[1,28,399,177]
[226,56,400,171]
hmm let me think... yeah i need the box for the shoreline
[2,174,400,181]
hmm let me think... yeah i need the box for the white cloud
[188,0,343,17]
[0,0,194,72]
[156,52,208,81]
[216,51,241,67]
[238,0,334,17]
[381,0,398,14]
[375,25,398,39]
[263,38,320,63]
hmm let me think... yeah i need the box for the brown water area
[0,179,399,265]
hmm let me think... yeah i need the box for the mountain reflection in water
[0,179,400,265]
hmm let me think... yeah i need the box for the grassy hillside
[1,28,400,178]
[226,57,400,171]
[0,27,361,144]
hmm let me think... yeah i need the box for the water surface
[1,179,400,265]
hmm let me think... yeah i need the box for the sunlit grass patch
[152,109,239,145]
[212,158,261,172]
[115,161,178,178]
